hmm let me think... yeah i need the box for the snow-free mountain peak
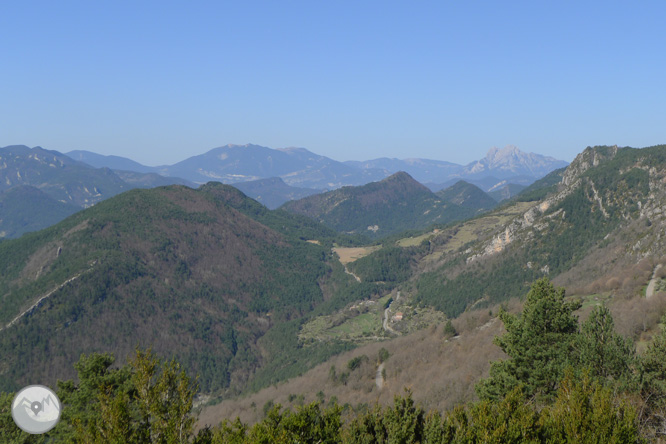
[462,145,569,178]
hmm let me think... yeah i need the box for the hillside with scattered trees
[4,279,664,442]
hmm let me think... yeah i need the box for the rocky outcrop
[562,145,618,186]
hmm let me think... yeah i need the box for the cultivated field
[333,246,382,264]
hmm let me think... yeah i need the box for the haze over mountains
[66,143,567,192]
[0,143,566,236]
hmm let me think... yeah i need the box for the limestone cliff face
[467,144,666,266]
[562,145,618,186]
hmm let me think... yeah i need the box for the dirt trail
[1,261,96,332]
[382,291,400,335]
[375,363,385,390]
[343,265,361,282]
[2,275,82,331]
[646,264,663,299]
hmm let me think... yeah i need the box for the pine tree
[476,278,581,401]
[54,349,198,444]
[577,305,636,386]
[638,315,666,438]
[540,371,642,444]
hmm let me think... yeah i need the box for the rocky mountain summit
[462,145,569,179]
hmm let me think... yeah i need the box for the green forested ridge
[435,180,498,209]
[200,182,367,246]
[281,172,496,239]
[0,184,368,395]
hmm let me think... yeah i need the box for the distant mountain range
[152,145,389,189]
[66,144,567,191]
[461,145,567,179]
[0,143,567,238]
[344,157,462,184]
[346,145,568,190]
[67,150,157,174]
[67,143,567,202]
[0,145,129,207]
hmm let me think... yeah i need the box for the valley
[3,143,666,441]
[196,144,666,436]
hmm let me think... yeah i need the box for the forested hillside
[282,172,496,238]
[0,183,367,395]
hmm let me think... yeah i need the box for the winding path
[646,264,663,299]
[343,264,361,282]
[1,260,97,332]
[382,291,400,335]
[2,274,82,331]
[375,363,385,390]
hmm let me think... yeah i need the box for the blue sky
[2,1,666,166]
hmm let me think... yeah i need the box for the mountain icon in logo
[11,385,61,434]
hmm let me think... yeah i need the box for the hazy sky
[2,1,666,166]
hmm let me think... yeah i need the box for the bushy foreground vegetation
[3,279,666,442]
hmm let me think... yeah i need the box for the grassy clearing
[443,202,534,251]
[397,232,432,247]
[300,295,395,344]
[385,301,448,335]
[328,312,380,336]
[299,291,447,345]
[421,251,444,262]
[299,299,386,344]
[377,294,392,307]
[333,246,382,264]
[299,309,383,343]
